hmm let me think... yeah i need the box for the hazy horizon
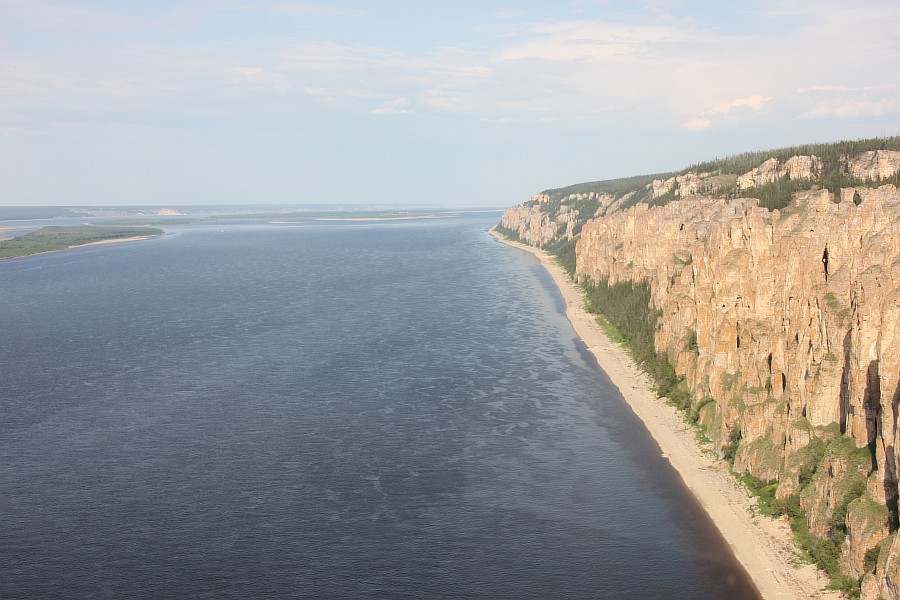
[2,0,899,207]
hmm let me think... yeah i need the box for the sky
[1,0,900,207]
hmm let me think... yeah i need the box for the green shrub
[722,426,742,463]
[684,328,699,353]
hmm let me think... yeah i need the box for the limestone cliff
[849,151,900,181]
[499,193,588,246]
[499,139,900,599]
[736,155,822,189]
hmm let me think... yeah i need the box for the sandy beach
[68,235,153,249]
[490,229,836,600]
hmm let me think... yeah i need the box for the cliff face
[736,155,822,190]
[849,151,900,181]
[499,193,584,246]
[499,144,900,598]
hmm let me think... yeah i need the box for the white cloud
[490,9,527,20]
[211,1,364,18]
[372,107,410,115]
[794,83,900,119]
[711,95,773,114]
[802,98,900,119]
[373,97,412,116]
[494,20,696,63]
[679,95,772,132]
[0,0,138,32]
[221,66,289,93]
[683,118,711,131]
[3,0,900,136]
[798,85,853,94]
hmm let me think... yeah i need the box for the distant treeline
[685,136,900,210]
[0,207,92,221]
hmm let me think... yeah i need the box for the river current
[0,213,758,599]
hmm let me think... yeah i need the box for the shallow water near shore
[0,213,758,599]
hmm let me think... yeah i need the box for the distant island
[0,226,164,259]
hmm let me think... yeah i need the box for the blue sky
[2,0,899,207]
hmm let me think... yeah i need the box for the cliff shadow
[865,359,881,473]
[840,329,852,434]
[889,377,900,528]
[865,359,882,445]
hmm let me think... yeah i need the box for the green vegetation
[720,370,743,391]
[679,136,900,210]
[582,278,656,364]
[0,226,163,259]
[739,471,863,597]
[540,172,672,207]
[493,224,522,244]
[794,436,826,488]
[0,206,90,220]
[532,136,900,220]
[738,473,785,516]
[722,426,741,462]
[581,276,691,408]
[690,396,715,424]
[825,292,852,324]
[737,435,875,597]
[545,236,577,275]
[684,328,699,353]
[687,136,900,180]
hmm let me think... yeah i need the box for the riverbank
[490,228,836,600]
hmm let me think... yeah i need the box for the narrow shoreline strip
[0,234,158,261]
[66,235,153,249]
[490,228,835,600]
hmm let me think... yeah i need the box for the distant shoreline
[489,227,835,600]
[0,229,162,260]
[309,215,457,222]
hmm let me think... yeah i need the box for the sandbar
[490,228,836,600]
[68,235,152,249]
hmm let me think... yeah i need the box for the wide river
[0,213,758,599]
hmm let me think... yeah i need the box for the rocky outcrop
[849,151,900,181]
[651,172,736,199]
[843,496,891,579]
[499,202,566,246]
[499,191,613,246]
[736,155,822,189]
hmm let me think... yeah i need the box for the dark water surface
[0,214,758,599]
